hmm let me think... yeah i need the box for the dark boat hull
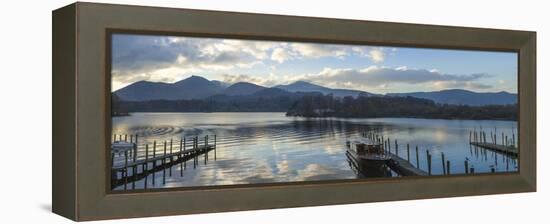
[346,150,391,178]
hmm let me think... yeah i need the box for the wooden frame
[52,2,536,221]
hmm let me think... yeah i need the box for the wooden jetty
[110,134,217,190]
[470,142,518,156]
[361,132,428,176]
[386,151,428,176]
[469,127,518,157]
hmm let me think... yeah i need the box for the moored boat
[346,139,391,177]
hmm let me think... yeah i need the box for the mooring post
[184,137,187,170]
[124,134,127,142]
[124,150,128,190]
[505,135,508,146]
[152,141,156,186]
[415,146,419,168]
[464,160,469,174]
[163,141,167,184]
[441,153,446,175]
[502,133,505,145]
[193,137,197,169]
[395,139,398,156]
[387,138,391,151]
[113,133,116,143]
[446,160,450,175]
[144,144,149,189]
[427,150,432,176]
[180,137,183,177]
[214,135,217,160]
[169,139,173,176]
[111,152,115,168]
[204,135,208,165]
[406,144,410,162]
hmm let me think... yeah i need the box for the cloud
[271,48,291,63]
[287,66,492,91]
[290,43,348,58]
[367,48,385,63]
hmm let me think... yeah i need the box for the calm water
[112,112,518,189]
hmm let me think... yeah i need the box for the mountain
[115,75,223,101]
[275,81,376,97]
[223,82,266,96]
[387,89,517,106]
[211,80,230,89]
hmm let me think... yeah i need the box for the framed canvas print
[52,2,536,221]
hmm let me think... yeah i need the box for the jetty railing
[110,134,217,190]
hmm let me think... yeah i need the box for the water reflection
[112,112,518,189]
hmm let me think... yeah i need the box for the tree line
[286,94,517,120]
[112,93,517,121]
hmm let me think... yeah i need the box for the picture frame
[52,2,536,221]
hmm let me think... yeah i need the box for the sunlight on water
[112,112,518,189]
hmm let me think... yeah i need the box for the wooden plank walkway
[470,142,518,157]
[110,134,217,190]
[386,152,428,176]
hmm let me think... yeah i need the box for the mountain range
[114,75,517,106]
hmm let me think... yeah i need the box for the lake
[112,112,518,189]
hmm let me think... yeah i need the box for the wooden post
[110,152,115,168]
[144,144,149,189]
[124,150,128,190]
[415,146,419,168]
[387,138,391,151]
[184,138,187,169]
[441,153,446,175]
[446,160,450,175]
[193,137,197,169]
[502,133,505,145]
[124,134,127,142]
[406,144,410,162]
[427,151,432,176]
[163,141,167,184]
[469,131,472,143]
[133,141,137,163]
[113,133,116,143]
[464,160,469,174]
[169,139,173,176]
[152,141,156,186]
[214,135,217,160]
[180,137,183,177]
[204,135,208,164]
[395,139,398,156]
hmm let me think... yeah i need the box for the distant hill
[275,81,376,98]
[223,82,266,96]
[387,89,517,106]
[114,76,516,106]
[115,75,223,101]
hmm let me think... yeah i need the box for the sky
[111,34,518,94]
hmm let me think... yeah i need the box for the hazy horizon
[111,34,518,94]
